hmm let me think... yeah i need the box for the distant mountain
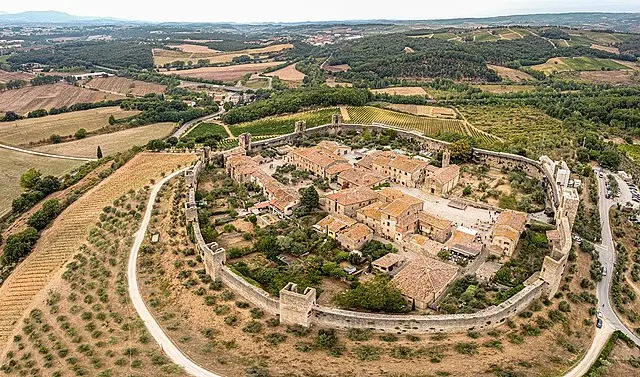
[0,11,125,24]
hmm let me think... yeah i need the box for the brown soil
[604,338,640,377]
[160,62,282,82]
[0,83,124,115]
[0,69,34,83]
[487,64,535,82]
[264,63,305,86]
[84,76,166,96]
[322,64,350,73]
[370,87,427,96]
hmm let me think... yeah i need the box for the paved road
[0,142,96,161]
[595,173,640,345]
[127,168,223,377]
[171,109,224,139]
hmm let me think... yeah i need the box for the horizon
[2,0,640,23]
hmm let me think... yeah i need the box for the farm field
[0,152,195,350]
[346,106,499,144]
[264,63,305,86]
[487,64,535,82]
[0,69,34,83]
[458,105,570,159]
[167,43,220,53]
[228,108,339,136]
[322,63,350,72]
[370,86,428,96]
[0,83,124,115]
[472,84,537,93]
[183,122,230,140]
[32,122,176,158]
[574,70,640,86]
[532,57,629,75]
[84,76,166,96]
[152,43,293,66]
[385,103,457,118]
[160,62,282,82]
[591,44,620,54]
[0,107,140,146]
[0,148,83,216]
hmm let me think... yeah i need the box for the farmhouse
[391,256,459,310]
[324,186,380,218]
[490,210,528,257]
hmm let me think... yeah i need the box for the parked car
[596,318,603,329]
[602,267,607,276]
[597,311,603,319]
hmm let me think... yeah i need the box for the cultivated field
[325,78,353,87]
[591,44,620,54]
[0,149,83,216]
[370,86,428,96]
[183,122,230,140]
[32,122,176,158]
[532,57,629,75]
[264,63,305,86]
[576,70,640,86]
[0,83,124,115]
[84,76,166,96]
[472,84,537,94]
[0,152,195,354]
[487,64,535,82]
[386,103,457,118]
[459,105,570,159]
[0,69,34,83]
[152,43,293,66]
[228,108,339,136]
[0,107,140,146]
[346,106,499,144]
[322,63,350,72]
[167,43,220,53]
[161,62,282,82]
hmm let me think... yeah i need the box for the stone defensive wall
[178,120,574,333]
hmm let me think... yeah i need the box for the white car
[597,311,603,319]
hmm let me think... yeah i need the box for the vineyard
[0,153,195,346]
[345,106,501,144]
[228,108,339,137]
[184,122,230,140]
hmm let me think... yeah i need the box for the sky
[1,0,640,23]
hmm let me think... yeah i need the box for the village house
[356,202,384,233]
[379,197,423,242]
[314,213,357,238]
[416,212,454,243]
[336,223,374,250]
[403,234,445,257]
[372,253,404,274]
[489,210,528,257]
[285,145,351,179]
[476,261,503,282]
[360,151,429,188]
[391,256,459,310]
[424,164,460,195]
[445,226,483,259]
[324,186,380,218]
[337,168,389,189]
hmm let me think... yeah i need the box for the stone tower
[238,133,252,152]
[540,216,570,299]
[559,187,579,229]
[442,150,451,168]
[294,120,307,133]
[279,283,316,327]
[331,113,343,125]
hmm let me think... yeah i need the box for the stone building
[337,168,389,189]
[391,256,459,310]
[417,212,454,243]
[285,144,351,179]
[424,164,460,195]
[489,210,528,257]
[324,186,380,218]
[372,253,404,274]
[336,223,374,250]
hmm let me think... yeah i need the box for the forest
[7,41,155,70]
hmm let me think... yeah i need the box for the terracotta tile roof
[433,165,460,184]
[326,186,379,206]
[391,256,458,303]
[357,202,383,221]
[372,253,404,269]
[495,210,527,232]
[339,168,388,187]
[388,155,429,174]
[418,212,453,231]
[325,162,353,176]
[316,214,357,234]
[355,154,375,171]
[340,223,373,242]
[408,234,445,255]
[445,228,476,248]
[476,261,502,280]
[380,198,418,218]
[546,229,561,242]
[290,146,348,169]
[378,187,423,206]
[317,140,349,155]
[492,227,519,243]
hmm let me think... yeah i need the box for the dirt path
[0,142,95,161]
[340,106,350,122]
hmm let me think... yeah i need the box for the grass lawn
[32,122,176,158]
[183,122,229,140]
[0,149,83,215]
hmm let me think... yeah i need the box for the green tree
[20,168,41,190]
[598,149,621,170]
[49,134,62,144]
[334,275,407,313]
[300,186,319,209]
[108,115,116,125]
[96,146,103,159]
[463,185,472,196]
[449,139,473,163]
[74,128,87,139]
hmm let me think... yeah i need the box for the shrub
[316,329,338,349]
[391,346,414,359]
[265,333,287,346]
[347,328,372,341]
[455,342,478,355]
[286,325,311,337]
[242,321,263,334]
[354,345,381,361]
[380,334,398,342]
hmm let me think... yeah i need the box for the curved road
[0,142,96,161]
[127,168,223,377]
[171,109,225,139]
